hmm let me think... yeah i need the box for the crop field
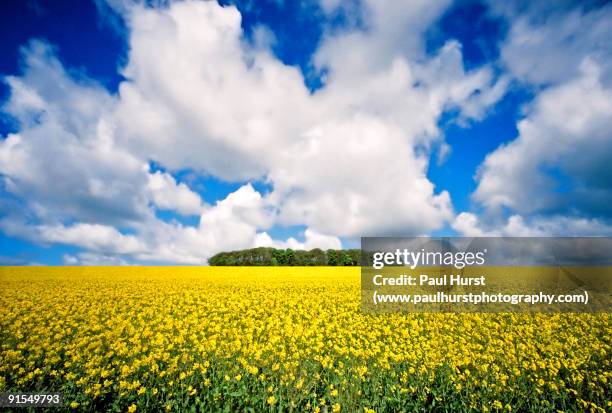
[0,267,610,412]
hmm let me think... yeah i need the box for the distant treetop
[208,247,360,266]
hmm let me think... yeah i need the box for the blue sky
[0,0,611,264]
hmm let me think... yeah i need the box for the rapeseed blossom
[0,267,609,412]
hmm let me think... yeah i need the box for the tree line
[208,247,361,266]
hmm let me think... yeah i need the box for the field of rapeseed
[0,267,610,412]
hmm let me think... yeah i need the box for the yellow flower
[128,404,137,413]
[332,403,341,412]
[1,267,609,413]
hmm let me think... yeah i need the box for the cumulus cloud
[115,3,309,181]
[63,252,131,266]
[129,184,275,264]
[26,184,279,265]
[0,0,509,263]
[461,3,612,236]
[0,40,259,263]
[453,212,612,237]
[474,61,612,214]
[0,41,151,226]
[255,228,341,251]
[116,1,504,238]
[495,2,612,86]
[147,171,204,216]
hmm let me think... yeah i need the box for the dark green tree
[285,248,295,265]
[341,252,353,266]
[327,249,338,266]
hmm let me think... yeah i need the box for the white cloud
[115,1,504,239]
[147,171,204,216]
[63,252,131,266]
[1,183,277,265]
[497,3,612,86]
[0,0,510,263]
[0,219,145,255]
[130,183,274,264]
[459,4,612,236]
[115,2,310,181]
[453,212,612,237]
[474,60,612,214]
[272,115,454,237]
[255,228,341,251]
[0,41,151,226]
[40,223,145,254]
[452,212,487,237]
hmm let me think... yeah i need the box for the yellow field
[0,267,610,412]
